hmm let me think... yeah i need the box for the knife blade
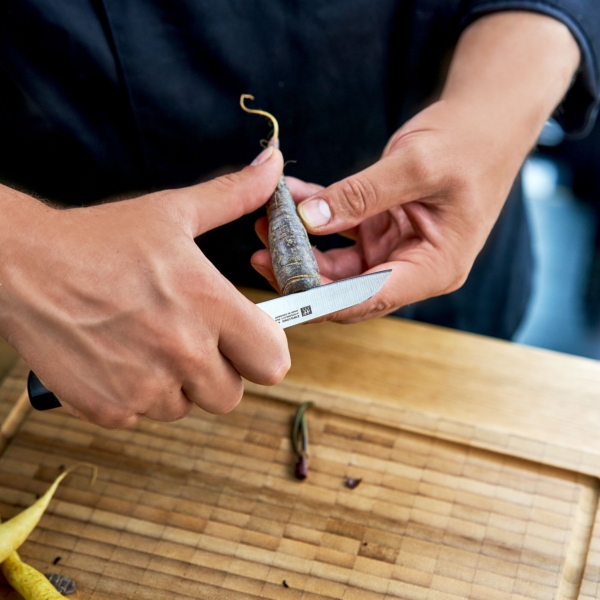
[27,270,391,411]
[257,270,391,327]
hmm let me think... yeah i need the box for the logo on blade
[301,306,312,317]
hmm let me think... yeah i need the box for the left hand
[251,99,517,323]
[251,11,580,323]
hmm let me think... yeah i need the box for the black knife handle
[27,371,62,410]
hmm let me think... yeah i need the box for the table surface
[1,289,600,599]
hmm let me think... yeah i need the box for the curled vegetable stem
[240,94,279,144]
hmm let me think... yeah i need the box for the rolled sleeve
[460,1,600,137]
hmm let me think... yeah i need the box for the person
[0,2,597,428]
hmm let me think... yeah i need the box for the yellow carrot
[0,471,68,564]
[0,463,96,564]
[1,551,65,599]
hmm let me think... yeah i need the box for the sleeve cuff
[459,1,600,137]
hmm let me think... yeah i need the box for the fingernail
[251,261,266,275]
[298,199,331,228]
[251,146,274,166]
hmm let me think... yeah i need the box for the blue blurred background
[514,118,600,358]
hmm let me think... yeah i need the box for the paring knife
[27,270,391,411]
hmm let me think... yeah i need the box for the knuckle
[96,408,141,430]
[335,176,377,219]
[211,380,244,415]
[129,377,163,405]
[441,168,471,197]
[174,402,194,421]
[406,143,437,190]
[444,269,469,294]
[119,414,143,429]
[440,254,471,294]
[174,334,219,376]
[152,399,193,423]
[210,173,241,197]
[368,296,399,316]
[178,344,206,373]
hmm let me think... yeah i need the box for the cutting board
[2,292,600,599]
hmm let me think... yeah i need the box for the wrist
[0,184,52,239]
[0,185,57,337]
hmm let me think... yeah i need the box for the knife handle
[27,371,62,410]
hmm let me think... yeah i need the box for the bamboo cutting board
[2,295,600,599]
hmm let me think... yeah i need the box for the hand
[252,12,580,323]
[0,147,290,427]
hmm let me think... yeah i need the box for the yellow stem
[240,94,279,142]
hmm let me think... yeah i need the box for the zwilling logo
[301,306,312,317]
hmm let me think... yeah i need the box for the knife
[27,270,391,410]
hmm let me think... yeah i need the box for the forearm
[442,11,580,165]
[281,11,582,325]
[0,184,49,251]
[0,184,51,345]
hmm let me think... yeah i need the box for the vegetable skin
[0,471,68,564]
[268,176,320,295]
[240,94,320,295]
[1,552,65,600]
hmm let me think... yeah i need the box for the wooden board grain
[1,354,600,600]
[243,289,600,479]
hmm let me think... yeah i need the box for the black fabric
[0,0,598,339]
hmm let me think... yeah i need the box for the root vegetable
[267,176,321,295]
[0,464,96,564]
[0,471,69,564]
[2,551,64,600]
[240,94,320,295]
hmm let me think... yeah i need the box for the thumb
[176,147,283,237]
[296,150,435,235]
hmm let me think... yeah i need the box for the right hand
[0,146,290,428]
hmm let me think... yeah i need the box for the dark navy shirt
[1,1,599,339]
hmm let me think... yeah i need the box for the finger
[57,372,193,427]
[250,249,281,293]
[285,176,324,204]
[296,151,439,235]
[252,243,365,283]
[254,217,269,248]
[182,350,245,415]
[338,227,360,241]
[316,246,366,280]
[321,251,453,324]
[171,147,284,238]
[218,290,291,387]
[250,248,440,326]
[59,396,142,430]
[143,389,194,422]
